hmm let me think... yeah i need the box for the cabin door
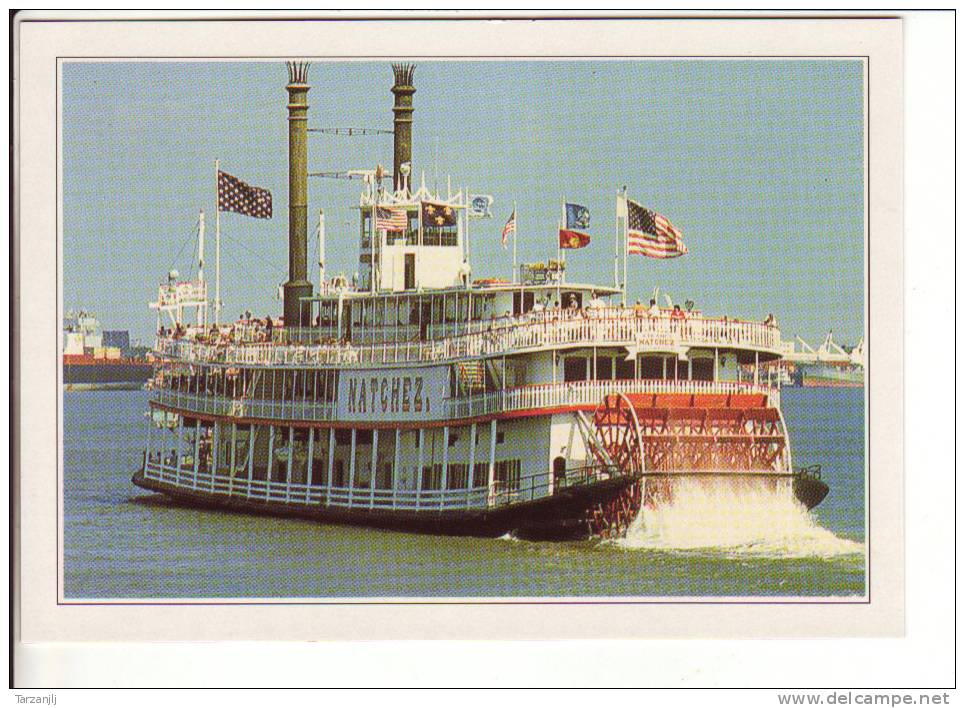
[404,254,416,290]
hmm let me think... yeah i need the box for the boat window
[446,463,469,489]
[494,459,521,494]
[564,356,588,382]
[361,211,372,246]
[472,462,488,488]
[310,429,329,487]
[595,355,614,381]
[640,356,663,380]
[692,358,714,382]
[421,464,443,490]
[615,358,636,380]
[332,460,345,487]
[385,299,397,329]
[512,291,535,315]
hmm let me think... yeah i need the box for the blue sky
[62,60,865,345]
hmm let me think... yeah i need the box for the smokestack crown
[286,61,310,85]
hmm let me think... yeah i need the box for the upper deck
[155,304,782,369]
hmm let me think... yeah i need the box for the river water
[63,387,865,599]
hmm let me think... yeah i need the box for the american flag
[375,206,408,232]
[625,198,687,259]
[501,208,516,249]
[217,170,272,219]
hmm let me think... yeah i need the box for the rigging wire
[165,216,200,279]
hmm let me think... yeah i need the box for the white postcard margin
[15,16,903,643]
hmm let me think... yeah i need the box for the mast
[512,200,518,283]
[622,188,629,307]
[214,159,221,325]
[198,208,206,327]
[318,208,325,291]
[198,209,205,285]
[464,184,470,265]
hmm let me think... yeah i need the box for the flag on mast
[217,170,272,219]
[501,207,516,249]
[624,197,687,258]
[559,202,590,249]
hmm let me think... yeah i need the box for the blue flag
[565,202,590,232]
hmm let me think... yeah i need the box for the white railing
[143,460,535,512]
[151,377,777,424]
[155,308,782,369]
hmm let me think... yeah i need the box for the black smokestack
[391,63,415,193]
[283,61,312,328]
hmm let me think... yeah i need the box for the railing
[150,377,778,424]
[155,308,782,369]
[143,459,545,511]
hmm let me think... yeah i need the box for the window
[421,464,443,490]
[494,459,521,494]
[596,356,614,381]
[496,431,505,444]
[472,462,489,488]
[615,358,636,380]
[640,356,663,379]
[692,358,714,382]
[332,460,345,487]
[564,357,588,382]
[446,463,469,489]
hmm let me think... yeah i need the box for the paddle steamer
[133,62,827,539]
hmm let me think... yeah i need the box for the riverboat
[133,62,827,539]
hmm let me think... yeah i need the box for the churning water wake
[614,479,864,559]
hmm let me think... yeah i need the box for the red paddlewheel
[591,393,645,477]
[585,480,642,539]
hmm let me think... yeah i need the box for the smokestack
[283,61,313,328]
[391,63,416,193]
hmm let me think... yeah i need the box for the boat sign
[337,366,450,421]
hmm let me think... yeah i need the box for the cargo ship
[63,311,153,391]
[132,62,828,539]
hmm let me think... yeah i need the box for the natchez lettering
[346,375,431,414]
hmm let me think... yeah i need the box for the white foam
[615,477,864,559]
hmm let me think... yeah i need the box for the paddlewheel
[581,393,645,538]
[589,393,645,476]
[586,480,642,539]
[580,390,793,537]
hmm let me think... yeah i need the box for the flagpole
[318,208,325,292]
[614,189,620,292]
[512,200,518,283]
[372,201,377,295]
[198,208,206,327]
[559,196,564,273]
[622,188,629,307]
[214,158,221,326]
[464,185,470,265]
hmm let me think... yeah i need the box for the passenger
[670,304,686,332]
[567,294,580,311]
[647,298,660,318]
[764,313,777,327]
[633,299,647,318]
